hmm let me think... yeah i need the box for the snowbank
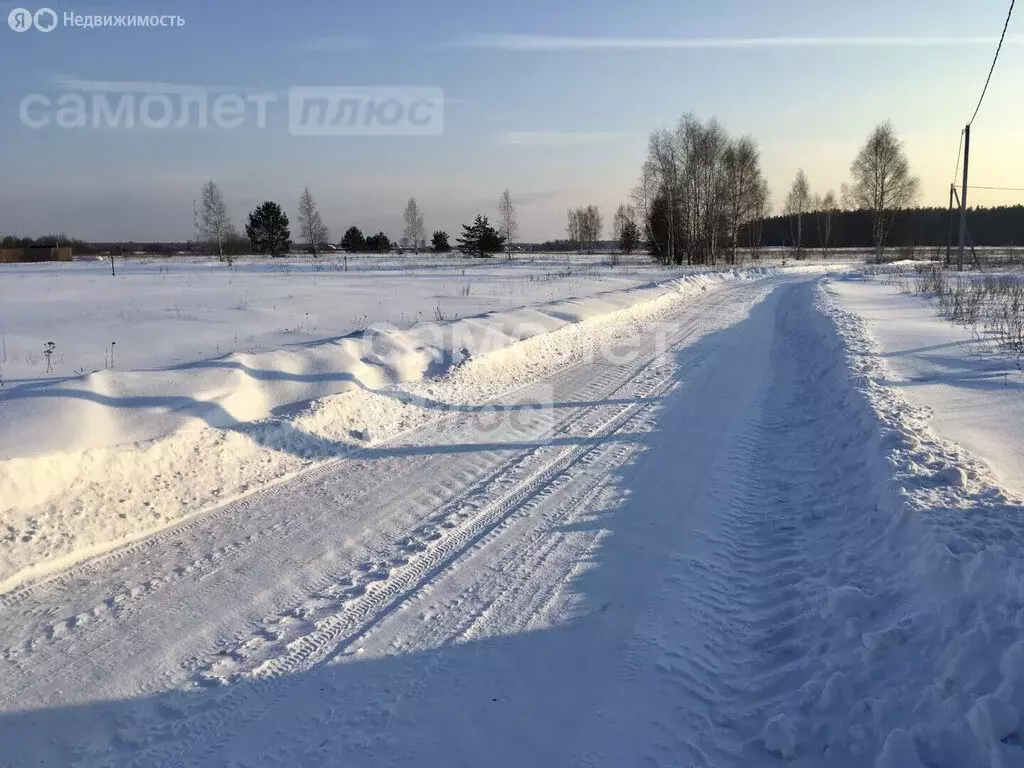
[0,268,772,591]
[0,257,678,458]
[802,281,1024,767]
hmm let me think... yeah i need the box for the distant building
[0,246,73,263]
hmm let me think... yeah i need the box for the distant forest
[755,205,1024,250]
[4,204,1023,256]
[531,205,1024,253]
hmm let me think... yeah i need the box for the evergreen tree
[365,232,392,253]
[341,226,366,252]
[246,201,291,257]
[620,218,640,255]
[456,215,505,257]
[431,230,451,253]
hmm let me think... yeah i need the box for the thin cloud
[295,36,372,53]
[49,77,283,96]
[468,189,564,209]
[497,131,631,146]
[52,78,222,94]
[455,33,1024,51]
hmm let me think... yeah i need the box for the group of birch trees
[633,115,918,264]
[633,114,769,266]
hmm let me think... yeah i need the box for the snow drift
[0,268,773,590]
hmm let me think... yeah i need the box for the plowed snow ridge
[0,268,779,589]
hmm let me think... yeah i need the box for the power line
[953,0,1016,271]
[968,0,1016,126]
[951,128,965,186]
[967,185,1024,192]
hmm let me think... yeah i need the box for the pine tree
[620,219,640,254]
[341,226,366,252]
[365,232,391,253]
[456,215,505,258]
[431,230,451,253]
[246,201,291,257]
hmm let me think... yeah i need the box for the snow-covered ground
[2,261,1023,767]
[0,254,738,459]
[829,276,1024,495]
[0,253,859,398]
[0,254,675,384]
[0,259,788,590]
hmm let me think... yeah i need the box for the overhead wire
[967,0,1016,126]
[951,129,965,187]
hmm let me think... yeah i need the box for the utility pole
[957,124,971,272]
[946,184,955,267]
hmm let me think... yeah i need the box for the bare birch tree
[200,180,232,264]
[647,129,681,264]
[814,190,838,258]
[497,189,518,259]
[748,178,770,259]
[721,136,766,265]
[631,161,660,260]
[846,123,920,261]
[402,198,426,252]
[612,204,632,247]
[691,117,729,265]
[566,208,582,252]
[297,187,329,257]
[580,205,602,253]
[785,170,811,259]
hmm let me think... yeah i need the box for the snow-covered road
[2,273,1021,767]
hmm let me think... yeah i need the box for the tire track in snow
[305,394,667,755]
[103,332,715,767]
[0,335,637,657]
[658,288,832,764]
[0,363,623,702]
[574,281,887,766]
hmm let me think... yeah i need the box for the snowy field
[830,275,1024,495]
[0,253,678,384]
[3,259,1024,767]
[0,253,740,461]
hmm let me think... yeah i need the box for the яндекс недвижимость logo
[8,7,57,32]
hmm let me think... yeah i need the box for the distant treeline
[5,204,1023,257]
[1,235,99,253]
[754,205,1024,249]
[0,235,239,256]
[527,239,618,253]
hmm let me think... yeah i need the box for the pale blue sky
[1,0,1021,241]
